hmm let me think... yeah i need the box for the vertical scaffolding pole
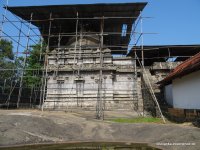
[17,13,33,108]
[77,29,82,77]
[39,37,44,61]
[55,33,61,77]
[30,85,33,107]
[39,37,44,108]
[96,17,104,120]
[55,26,62,79]
[40,72,44,108]
[73,12,79,70]
[140,12,144,66]
[0,0,9,40]
[132,22,139,112]
[16,21,22,56]
[133,24,137,82]
[42,13,52,111]
[76,27,83,107]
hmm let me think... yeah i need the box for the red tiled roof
[158,52,200,85]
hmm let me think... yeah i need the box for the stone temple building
[46,36,141,111]
[6,3,200,118]
[7,3,147,117]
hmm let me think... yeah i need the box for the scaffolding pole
[42,13,52,111]
[0,0,8,40]
[96,17,104,120]
[0,1,166,122]
[140,11,144,66]
[136,54,166,123]
[17,13,33,108]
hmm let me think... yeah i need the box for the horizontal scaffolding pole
[2,87,137,90]
[43,100,140,102]
[0,16,153,23]
[0,32,156,38]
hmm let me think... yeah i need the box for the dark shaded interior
[128,45,200,66]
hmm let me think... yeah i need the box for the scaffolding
[0,1,167,122]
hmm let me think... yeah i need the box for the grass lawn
[110,117,163,123]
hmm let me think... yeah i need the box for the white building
[159,52,200,110]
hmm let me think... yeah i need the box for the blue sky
[0,0,200,53]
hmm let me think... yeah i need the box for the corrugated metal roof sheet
[158,51,200,85]
[6,3,147,54]
[128,45,200,66]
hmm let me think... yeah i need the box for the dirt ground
[0,109,199,150]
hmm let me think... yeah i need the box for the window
[121,24,127,37]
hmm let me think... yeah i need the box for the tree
[0,38,45,101]
[0,39,14,60]
[0,39,15,94]
[0,39,15,80]
[23,41,46,87]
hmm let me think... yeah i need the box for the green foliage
[110,117,162,123]
[0,39,15,81]
[23,41,46,87]
[0,61,15,78]
[0,39,14,60]
[0,38,46,93]
[15,56,24,70]
[0,38,47,91]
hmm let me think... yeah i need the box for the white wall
[164,84,173,106]
[172,70,200,109]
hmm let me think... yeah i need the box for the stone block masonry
[43,37,143,114]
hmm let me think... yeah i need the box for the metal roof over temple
[6,3,147,54]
